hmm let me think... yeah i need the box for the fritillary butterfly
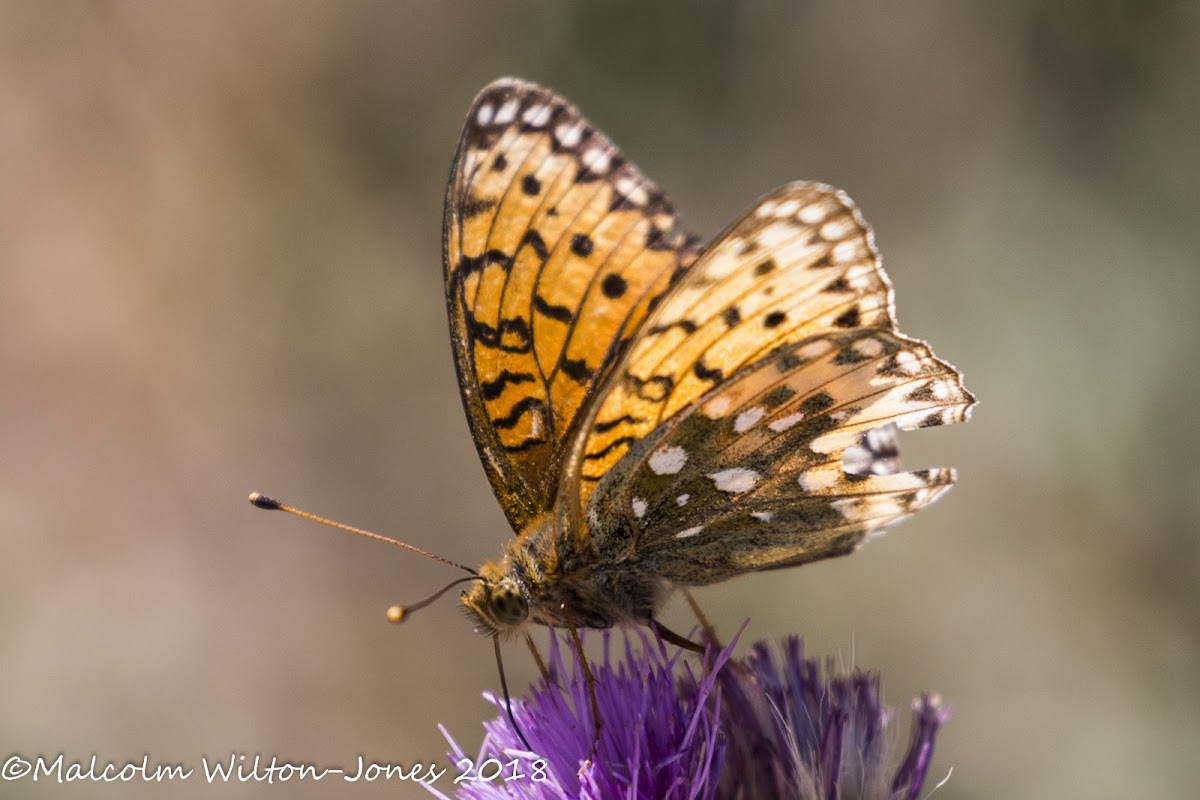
[443,79,975,638]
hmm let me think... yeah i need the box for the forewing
[586,329,974,582]
[444,79,701,531]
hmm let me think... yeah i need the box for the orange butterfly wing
[444,79,701,531]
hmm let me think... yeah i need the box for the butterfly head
[461,561,530,637]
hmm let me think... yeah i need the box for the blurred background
[2,2,1197,798]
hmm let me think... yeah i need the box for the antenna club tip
[386,605,406,624]
[248,492,281,510]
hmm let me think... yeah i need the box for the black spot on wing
[558,355,594,383]
[693,358,723,382]
[905,382,940,403]
[833,345,871,365]
[877,355,912,378]
[609,193,638,212]
[628,373,673,401]
[648,319,698,335]
[503,435,548,453]
[480,370,536,401]
[764,311,787,329]
[583,435,638,461]
[533,294,574,323]
[521,175,542,195]
[601,273,628,298]
[570,233,594,257]
[460,196,499,220]
[592,414,644,433]
[645,226,671,251]
[800,391,835,415]
[761,384,796,408]
[464,312,532,354]
[458,250,513,276]
[522,230,550,260]
[833,306,861,328]
[492,396,547,431]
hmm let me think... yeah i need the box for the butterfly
[442,78,975,643]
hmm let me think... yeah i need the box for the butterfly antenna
[385,576,481,624]
[248,492,478,575]
[494,637,532,751]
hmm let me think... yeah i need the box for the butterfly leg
[680,587,724,650]
[524,632,551,682]
[650,618,706,654]
[561,606,601,761]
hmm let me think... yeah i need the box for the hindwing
[564,183,974,565]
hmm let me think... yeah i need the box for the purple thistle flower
[432,630,949,800]
[700,637,950,800]
[433,630,732,800]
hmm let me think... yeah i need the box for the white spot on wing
[841,444,873,476]
[894,351,920,375]
[554,121,584,148]
[774,199,800,217]
[704,249,743,280]
[582,147,611,173]
[734,406,765,433]
[703,397,732,419]
[809,430,860,455]
[522,103,551,127]
[615,176,649,206]
[796,339,835,361]
[798,468,839,492]
[649,445,688,475]
[751,511,774,522]
[832,240,861,263]
[768,411,805,432]
[756,221,793,248]
[632,497,647,519]
[676,494,690,507]
[852,337,884,358]
[799,203,827,224]
[476,103,495,125]
[495,98,519,124]
[675,525,704,539]
[821,218,854,240]
[709,468,761,494]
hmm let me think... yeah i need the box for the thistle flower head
[700,637,950,800]
[433,630,949,800]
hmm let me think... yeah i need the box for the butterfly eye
[488,579,529,626]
